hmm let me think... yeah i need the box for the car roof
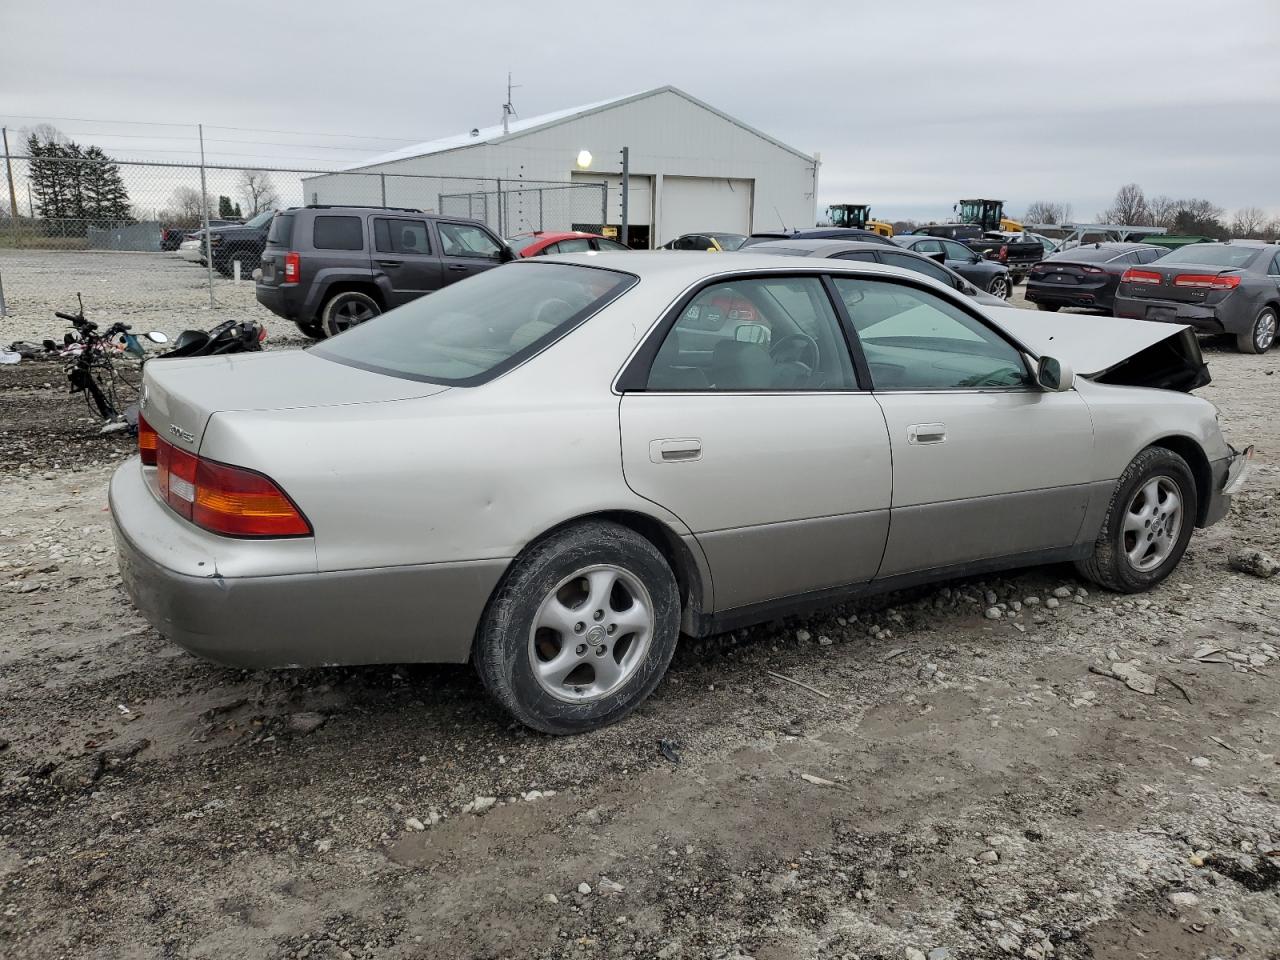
[512,231,598,240]
[745,238,892,256]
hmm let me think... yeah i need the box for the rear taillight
[1174,273,1241,290]
[1122,268,1163,284]
[283,251,300,282]
[137,414,158,466]
[152,435,310,537]
[193,459,311,537]
[1080,265,1106,274]
[998,244,1009,262]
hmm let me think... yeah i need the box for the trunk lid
[983,306,1210,392]
[1119,264,1243,304]
[140,350,447,455]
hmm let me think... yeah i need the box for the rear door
[434,221,507,285]
[619,273,892,612]
[371,216,443,307]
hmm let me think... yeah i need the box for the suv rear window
[267,214,294,245]
[313,215,364,251]
[313,263,636,386]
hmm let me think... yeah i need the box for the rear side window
[313,215,364,251]
[266,214,294,245]
[374,218,431,255]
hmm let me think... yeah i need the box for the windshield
[313,263,636,385]
[245,209,274,228]
[1157,244,1262,269]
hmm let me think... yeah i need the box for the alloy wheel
[331,298,377,333]
[1256,311,1277,351]
[528,564,655,703]
[1122,476,1182,572]
[989,277,1010,300]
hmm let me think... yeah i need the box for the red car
[508,231,631,257]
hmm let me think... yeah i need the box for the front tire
[320,291,381,338]
[1236,307,1277,354]
[475,521,681,734]
[1075,447,1197,593]
[987,275,1011,300]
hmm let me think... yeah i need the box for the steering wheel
[769,333,819,371]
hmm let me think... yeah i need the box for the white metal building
[302,86,818,248]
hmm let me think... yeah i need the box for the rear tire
[1236,307,1277,354]
[1036,302,1061,312]
[294,319,325,340]
[320,291,381,338]
[474,521,681,735]
[1075,447,1197,593]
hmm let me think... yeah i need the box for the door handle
[447,264,468,272]
[377,260,402,269]
[907,422,946,444]
[649,438,702,463]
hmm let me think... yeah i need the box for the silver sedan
[111,253,1251,733]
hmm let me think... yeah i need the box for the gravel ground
[1,251,1279,960]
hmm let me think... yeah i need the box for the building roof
[341,86,813,170]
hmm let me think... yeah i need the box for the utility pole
[619,146,629,248]
[3,127,19,249]
[502,72,520,136]
[198,124,214,308]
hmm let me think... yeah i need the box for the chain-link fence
[0,153,609,320]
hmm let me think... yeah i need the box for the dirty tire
[1075,446,1198,593]
[1236,307,1277,354]
[294,319,325,340]
[475,521,680,735]
[1036,302,1061,312]
[320,291,381,338]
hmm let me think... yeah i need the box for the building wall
[302,90,817,244]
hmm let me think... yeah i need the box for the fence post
[380,173,387,208]
[2,127,19,251]
[0,257,7,318]
[538,189,544,231]
[619,146,630,248]
[496,178,504,236]
[600,184,607,235]
[198,124,214,309]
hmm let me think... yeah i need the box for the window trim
[373,216,433,256]
[615,271,870,394]
[435,220,505,260]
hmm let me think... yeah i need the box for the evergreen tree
[25,132,132,234]
[219,195,235,219]
[82,146,133,227]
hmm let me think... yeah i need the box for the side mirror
[146,331,169,344]
[498,246,515,263]
[970,252,983,264]
[960,282,977,295]
[1036,356,1074,392]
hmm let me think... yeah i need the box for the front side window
[374,218,431,255]
[880,251,953,285]
[313,215,364,251]
[911,238,944,256]
[940,239,974,261]
[833,278,1029,391]
[313,263,634,385]
[644,276,856,391]
[1270,253,1280,276]
[438,222,502,259]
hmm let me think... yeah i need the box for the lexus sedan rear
[112,254,1249,733]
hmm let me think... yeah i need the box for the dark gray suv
[256,205,514,338]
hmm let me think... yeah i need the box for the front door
[829,275,1095,578]
[619,274,892,612]
[370,216,443,307]
[434,221,506,286]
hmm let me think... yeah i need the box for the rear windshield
[507,234,541,253]
[1157,244,1263,268]
[267,213,294,245]
[313,215,364,251]
[312,263,637,386]
[712,235,747,251]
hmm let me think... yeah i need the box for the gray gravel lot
[1,249,1278,960]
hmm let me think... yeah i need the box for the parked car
[1115,240,1280,353]
[661,232,748,252]
[113,252,1248,734]
[509,231,630,257]
[255,205,514,339]
[891,235,1018,299]
[1028,232,1060,257]
[1026,243,1167,314]
[740,227,896,247]
[176,219,242,262]
[206,209,276,277]
[160,226,191,251]
[909,224,1043,282]
[745,238,1012,303]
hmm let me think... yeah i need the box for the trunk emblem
[169,424,195,444]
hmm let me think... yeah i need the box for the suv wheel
[474,521,681,734]
[320,291,381,338]
[294,319,324,340]
[1237,307,1277,354]
[1075,447,1197,593]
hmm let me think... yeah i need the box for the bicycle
[50,295,157,425]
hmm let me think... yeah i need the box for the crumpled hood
[982,306,1210,392]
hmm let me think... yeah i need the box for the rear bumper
[109,459,508,667]
[1114,297,1236,335]
[1025,284,1105,308]
[255,282,301,321]
[1202,445,1253,527]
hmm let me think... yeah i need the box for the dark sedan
[1114,241,1280,354]
[1026,243,1167,314]
[742,238,1010,304]
[891,235,1015,299]
[740,227,896,247]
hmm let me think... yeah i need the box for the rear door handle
[377,260,401,269]
[446,264,468,272]
[907,422,946,444]
[649,438,702,463]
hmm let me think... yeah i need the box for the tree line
[23,129,133,235]
[1022,185,1279,241]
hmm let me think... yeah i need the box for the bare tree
[166,185,209,226]
[1147,195,1180,228]
[1230,205,1267,238]
[1263,218,1280,243]
[237,169,279,216]
[1022,200,1073,225]
[1101,183,1149,225]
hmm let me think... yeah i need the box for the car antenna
[774,205,786,230]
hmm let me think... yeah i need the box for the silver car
[111,253,1251,733]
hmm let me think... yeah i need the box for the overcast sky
[2,0,1277,223]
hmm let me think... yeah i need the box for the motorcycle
[157,317,267,358]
